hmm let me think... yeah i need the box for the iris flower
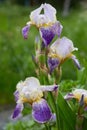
[12,77,58,123]
[47,37,81,73]
[65,89,87,103]
[65,89,87,109]
[22,3,63,46]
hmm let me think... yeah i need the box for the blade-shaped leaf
[83,118,87,130]
[57,91,76,130]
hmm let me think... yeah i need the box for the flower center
[20,87,43,104]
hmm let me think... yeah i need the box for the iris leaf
[57,91,76,130]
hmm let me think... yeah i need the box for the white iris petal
[30,4,43,24]
[72,89,87,104]
[73,89,87,98]
[16,77,57,104]
[44,3,56,22]
[16,77,43,103]
[30,3,57,27]
[50,37,78,59]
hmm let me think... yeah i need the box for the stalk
[44,123,51,130]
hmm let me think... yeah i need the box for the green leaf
[83,118,87,130]
[83,112,87,119]
[57,91,76,130]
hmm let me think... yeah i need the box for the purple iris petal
[39,21,63,46]
[64,93,74,100]
[52,21,63,37]
[84,106,87,111]
[71,55,81,70]
[53,85,58,91]
[22,25,30,39]
[79,94,84,107]
[32,99,52,123]
[47,57,60,74]
[12,103,23,119]
[49,113,56,123]
[40,26,55,46]
[14,90,19,102]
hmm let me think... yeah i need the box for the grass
[0,3,87,105]
[0,4,37,105]
[59,8,87,79]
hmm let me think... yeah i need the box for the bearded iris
[64,89,87,110]
[12,77,58,123]
[22,3,63,46]
[47,37,81,73]
[65,89,87,103]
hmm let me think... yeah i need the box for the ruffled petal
[71,55,81,70]
[44,3,56,22]
[50,37,78,59]
[40,26,55,46]
[30,4,43,25]
[12,103,23,119]
[19,77,43,103]
[47,57,60,73]
[41,85,58,92]
[51,21,63,37]
[32,99,52,123]
[22,25,30,39]
[30,4,57,26]
[24,77,40,88]
[14,90,19,102]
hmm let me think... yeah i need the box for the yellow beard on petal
[21,92,43,105]
[48,52,73,65]
[36,22,54,28]
[27,20,55,28]
[73,93,87,105]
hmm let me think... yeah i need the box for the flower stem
[44,123,51,130]
[45,124,48,130]
[76,115,84,130]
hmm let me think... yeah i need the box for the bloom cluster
[12,3,87,129]
[22,3,80,74]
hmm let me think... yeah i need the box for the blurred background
[0,0,87,129]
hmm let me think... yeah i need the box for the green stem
[76,115,84,130]
[44,123,51,130]
[48,125,52,130]
[76,105,84,130]
[45,124,48,130]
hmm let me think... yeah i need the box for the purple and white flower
[64,89,87,105]
[22,3,63,46]
[12,77,58,123]
[48,37,81,73]
[64,89,87,112]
